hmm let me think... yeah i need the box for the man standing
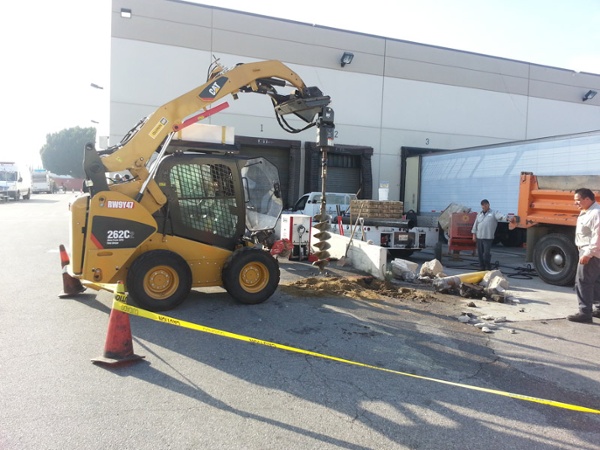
[567,188,600,323]
[471,199,512,270]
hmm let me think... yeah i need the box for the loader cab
[153,153,282,250]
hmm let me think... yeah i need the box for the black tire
[126,250,192,311]
[388,249,414,259]
[222,247,280,305]
[23,189,31,200]
[438,225,449,244]
[494,223,509,246]
[533,233,578,286]
[497,226,525,247]
[14,190,20,201]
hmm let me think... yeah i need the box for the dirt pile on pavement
[280,276,439,303]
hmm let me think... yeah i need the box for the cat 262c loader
[63,59,335,311]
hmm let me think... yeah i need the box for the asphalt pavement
[1,195,599,449]
[278,243,600,408]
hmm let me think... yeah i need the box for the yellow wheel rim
[238,261,269,294]
[144,265,179,300]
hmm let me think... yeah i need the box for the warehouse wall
[110,0,600,200]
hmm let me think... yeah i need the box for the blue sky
[196,0,600,73]
[2,0,598,165]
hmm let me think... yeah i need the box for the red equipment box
[448,212,477,255]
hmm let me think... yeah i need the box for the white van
[0,162,32,200]
[288,192,357,217]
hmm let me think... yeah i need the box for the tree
[40,127,96,177]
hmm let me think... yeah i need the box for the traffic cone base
[58,272,86,298]
[92,281,144,366]
[92,355,145,366]
[58,244,86,297]
[92,354,145,366]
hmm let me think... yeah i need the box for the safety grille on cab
[168,162,238,238]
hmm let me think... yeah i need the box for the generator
[280,214,312,260]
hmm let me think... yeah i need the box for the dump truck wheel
[533,233,577,286]
[127,250,192,312]
[222,247,280,305]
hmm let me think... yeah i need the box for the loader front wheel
[127,250,192,312]
[222,247,280,305]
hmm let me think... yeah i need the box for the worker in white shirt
[567,188,600,323]
[471,199,513,270]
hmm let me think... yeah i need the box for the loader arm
[84,60,330,213]
[97,60,324,174]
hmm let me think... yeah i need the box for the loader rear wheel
[222,247,280,305]
[127,250,192,312]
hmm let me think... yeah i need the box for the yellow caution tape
[112,300,600,415]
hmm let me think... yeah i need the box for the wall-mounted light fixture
[340,52,354,68]
[583,89,597,102]
[121,8,132,19]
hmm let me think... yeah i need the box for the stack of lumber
[350,200,403,221]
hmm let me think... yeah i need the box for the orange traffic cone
[92,281,144,366]
[58,244,86,298]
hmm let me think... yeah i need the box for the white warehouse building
[109,0,600,211]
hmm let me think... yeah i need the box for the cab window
[292,194,309,211]
[168,163,238,238]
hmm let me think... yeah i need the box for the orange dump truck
[512,172,600,285]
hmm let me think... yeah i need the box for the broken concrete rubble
[419,258,444,278]
[407,258,515,304]
[431,271,487,294]
[458,312,515,334]
[390,258,419,281]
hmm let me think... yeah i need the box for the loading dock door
[317,153,361,194]
[305,144,373,199]
[317,167,360,193]
[401,147,444,214]
[404,156,420,212]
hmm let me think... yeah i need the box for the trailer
[31,169,52,194]
[337,220,434,258]
[288,193,440,258]
[410,130,600,246]
[341,199,440,258]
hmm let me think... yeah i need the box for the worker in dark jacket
[471,199,512,270]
